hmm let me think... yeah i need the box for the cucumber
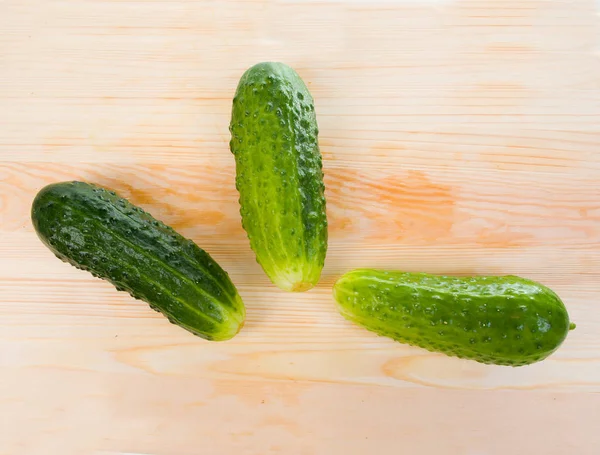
[229,62,328,292]
[31,181,245,341]
[333,269,574,366]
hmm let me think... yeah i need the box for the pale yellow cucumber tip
[212,319,245,342]
[235,319,245,335]
[570,322,576,330]
[291,281,314,292]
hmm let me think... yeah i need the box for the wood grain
[1,0,600,454]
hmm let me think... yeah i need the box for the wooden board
[1,1,600,454]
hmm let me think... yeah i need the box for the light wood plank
[1,0,599,454]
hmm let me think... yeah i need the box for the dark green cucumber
[333,269,574,366]
[31,181,245,341]
[229,62,327,292]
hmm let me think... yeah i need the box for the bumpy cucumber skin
[31,181,245,341]
[230,62,327,292]
[333,269,573,366]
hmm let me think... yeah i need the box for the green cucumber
[333,269,574,366]
[31,181,245,341]
[229,62,328,292]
